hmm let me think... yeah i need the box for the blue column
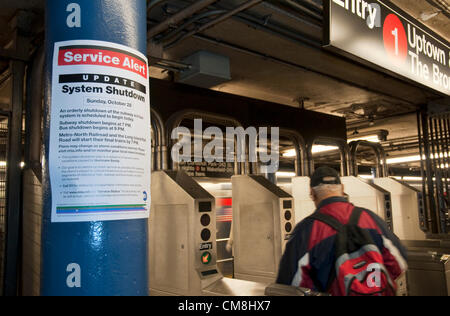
[42,0,148,296]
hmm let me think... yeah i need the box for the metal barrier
[307,137,350,176]
[0,116,8,295]
[348,140,389,178]
[166,109,245,174]
[150,108,167,171]
[247,128,308,177]
[280,128,309,177]
[417,105,450,236]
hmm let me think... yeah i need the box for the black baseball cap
[310,167,341,188]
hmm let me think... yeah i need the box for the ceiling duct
[177,50,231,88]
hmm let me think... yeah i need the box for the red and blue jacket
[276,196,408,296]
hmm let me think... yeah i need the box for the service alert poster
[325,0,450,96]
[49,40,151,223]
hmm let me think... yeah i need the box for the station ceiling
[146,0,449,142]
[0,0,449,163]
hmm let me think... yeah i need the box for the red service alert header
[58,46,148,78]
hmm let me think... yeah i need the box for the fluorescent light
[348,135,380,143]
[0,161,25,168]
[282,145,339,157]
[276,172,296,178]
[387,153,450,165]
[282,149,296,158]
[387,155,421,164]
[312,145,339,154]
[402,177,450,182]
[359,175,374,179]
[197,182,232,191]
[403,176,423,181]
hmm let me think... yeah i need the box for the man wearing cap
[276,167,407,296]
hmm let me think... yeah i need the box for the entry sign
[325,0,450,96]
[49,40,151,222]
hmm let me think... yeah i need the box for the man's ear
[341,184,345,194]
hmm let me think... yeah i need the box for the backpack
[308,207,396,296]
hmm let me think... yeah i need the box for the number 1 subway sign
[324,0,450,96]
[49,40,151,223]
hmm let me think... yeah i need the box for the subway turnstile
[402,240,450,296]
[407,251,450,296]
[291,176,394,228]
[149,170,268,296]
[232,175,295,283]
[149,170,220,295]
[341,176,393,231]
[373,178,426,241]
[291,177,316,223]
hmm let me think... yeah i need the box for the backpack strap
[308,212,344,232]
[348,207,364,226]
[306,206,365,293]
[306,212,343,293]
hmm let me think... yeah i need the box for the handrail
[308,137,350,177]
[279,128,308,177]
[348,140,389,178]
[244,128,308,177]
[150,108,167,171]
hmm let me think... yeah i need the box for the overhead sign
[324,0,450,96]
[49,40,151,222]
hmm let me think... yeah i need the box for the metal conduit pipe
[149,9,414,107]
[160,9,322,50]
[164,0,264,49]
[349,140,388,178]
[156,9,227,44]
[150,107,167,171]
[259,2,323,30]
[425,0,450,19]
[148,0,219,39]
[26,46,45,182]
[0,69,12,89]
[191,33,415,106]
[295,0,324,11]
[147,0,169,12]
[173,0,322,35]
[231,14,322,47]
[284,0,324,21]
[166,110,246,175]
